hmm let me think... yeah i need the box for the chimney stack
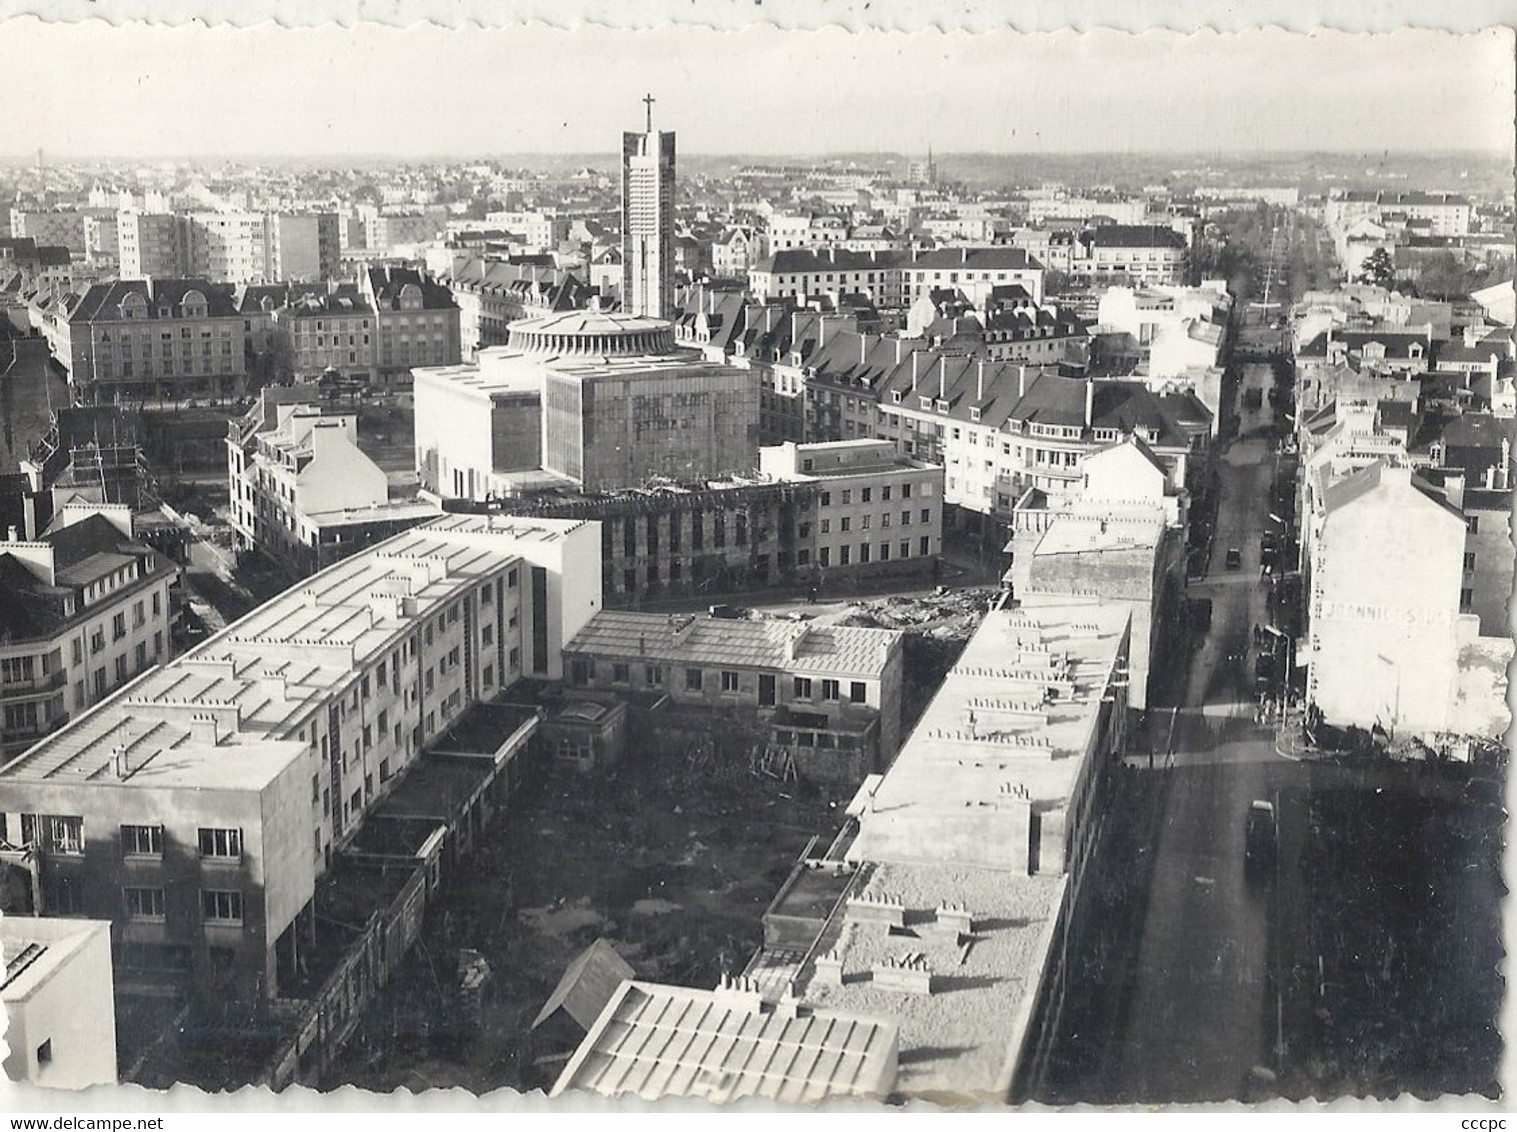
[911,352,920,390]
[938,356,946,399]
[189,712,220,746]
[1084,379,1094,428]
[976,361,985,403]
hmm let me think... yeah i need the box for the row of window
[590,659,869,705]
[816,482,921,506]
[122,886,244,923]
[814,509,932,535]
[813,537,932,567]
[119,824,243,859]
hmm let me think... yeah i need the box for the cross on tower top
[642,92,655,133]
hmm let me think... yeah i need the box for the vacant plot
[323,742,844,1095]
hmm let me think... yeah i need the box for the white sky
[1,20,1511,158]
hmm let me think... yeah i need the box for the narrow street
[1108,365,1310,1101]
[1040,290,1501,1102]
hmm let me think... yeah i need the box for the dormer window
[935,400,949,413]
[919,397,932,410]
[891,390,902,404]
[970,407,981,422]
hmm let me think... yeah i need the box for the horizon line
[1,146,1511,164]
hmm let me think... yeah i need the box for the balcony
[0,669,67,696]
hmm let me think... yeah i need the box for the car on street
[1225,547,1243,570]
[1245,800,1277,867]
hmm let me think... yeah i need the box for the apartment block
[361,266,463,390]
[9,209,95,255]
[227,388,438,577]
[184,211,274,284]
[277,285,377,383]
[270,212,341,282]
[60,278,249,402]
[117,211,191,280]
[0,504,179,758]
[758,438,944,575]
[1070,226,1188,285]
[0,514,602,1007]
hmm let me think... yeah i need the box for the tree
[1355,246,1396,289]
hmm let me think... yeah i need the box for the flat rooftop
[305,499,442,527]
[413,357,543,397]
[552,979,899,1106]
[799,861,1063,1104]
[371,753,498,824]
[417,342,739,390]
[1032,513,1164,556]
[431,700,542,754]
[567,611,901,679]
[847,603,1128,871]
[0,514,588,792]
[0,695,306,793]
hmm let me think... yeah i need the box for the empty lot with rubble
[322,745,846,1095]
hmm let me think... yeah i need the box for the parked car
[1245,800,1277,865]
[1225,547,1243,570]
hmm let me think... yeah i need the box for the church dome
[508,306,676,357]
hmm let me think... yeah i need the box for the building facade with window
[1070,226,1188,285]
[227,387,439,578]
[361,266,463,391]
[0,504,179,758]
[60,278,249,403]
[0,513,601,1007]
[274,286,377,384]
[563,610,904,784]
[758,439,944,579]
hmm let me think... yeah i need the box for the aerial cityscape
[0,20,1511,1113]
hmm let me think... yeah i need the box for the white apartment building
[185,211,274,284]
[0,513,602,1006]
[1306,461,1469,735]
[116,211,189,279]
